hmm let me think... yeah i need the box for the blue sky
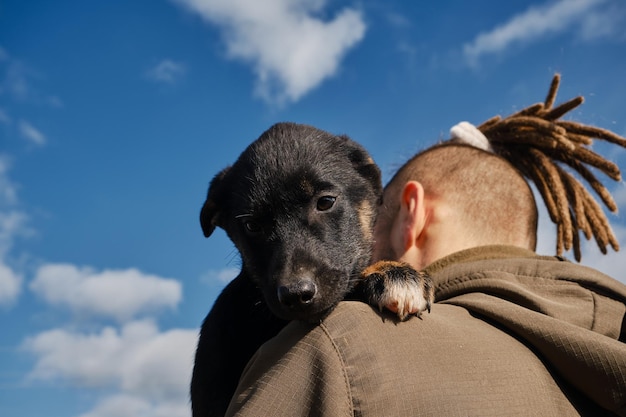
[1,0,625,416]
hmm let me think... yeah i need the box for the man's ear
[395,181,427,252]
[199,166,231,238]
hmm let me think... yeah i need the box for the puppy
[191,123,433,417]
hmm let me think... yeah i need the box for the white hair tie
[450,121,493,152]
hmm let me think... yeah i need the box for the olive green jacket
[226,246,626,416]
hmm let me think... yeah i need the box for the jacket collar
[424,245,550,276]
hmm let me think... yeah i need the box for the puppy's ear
[345,140,383,197]
[200,167,231,238]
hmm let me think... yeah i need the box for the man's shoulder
[312,300,482,353]
[430,246,626,299]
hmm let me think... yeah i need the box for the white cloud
[30,264,183,322]
[462,0,614,65]
[25,264,194,416]
[200,266,239,285]
[172,0,366,103]
[77,394,191,417]
[18,119,46,146]
[146,59,187,84]
[24,320,197,417]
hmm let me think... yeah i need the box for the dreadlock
[475,74,626,261]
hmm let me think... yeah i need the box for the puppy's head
[201,122,381,322]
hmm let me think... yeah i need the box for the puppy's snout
[277,280,317,308]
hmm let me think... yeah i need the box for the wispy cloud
[1,59,33,100]
[462,0,622,66]
[0,262,21,306]
[0,108,11,125]
[0,45,63,106]
[171,0,366,104]
[0,46,60,149]
[0,157,19,207]
[146,59,187,84]
[200,266,239,285]
[0,157,25,306]
[18,120,46,146]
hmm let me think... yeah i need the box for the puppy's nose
[277,280,317,308]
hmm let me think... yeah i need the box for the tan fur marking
[358,200,374,241]
[299,178,314,196]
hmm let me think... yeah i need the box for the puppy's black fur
[191,123,433,417]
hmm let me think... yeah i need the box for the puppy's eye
[316,196,336,211]
[243,220,261,235]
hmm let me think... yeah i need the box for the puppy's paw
[360,261,434,321]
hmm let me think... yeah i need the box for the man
[224,76,626,416]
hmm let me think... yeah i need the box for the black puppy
[191,123,433,417]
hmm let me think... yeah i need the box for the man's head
[374,74,626,268]
[373,143,538,269]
